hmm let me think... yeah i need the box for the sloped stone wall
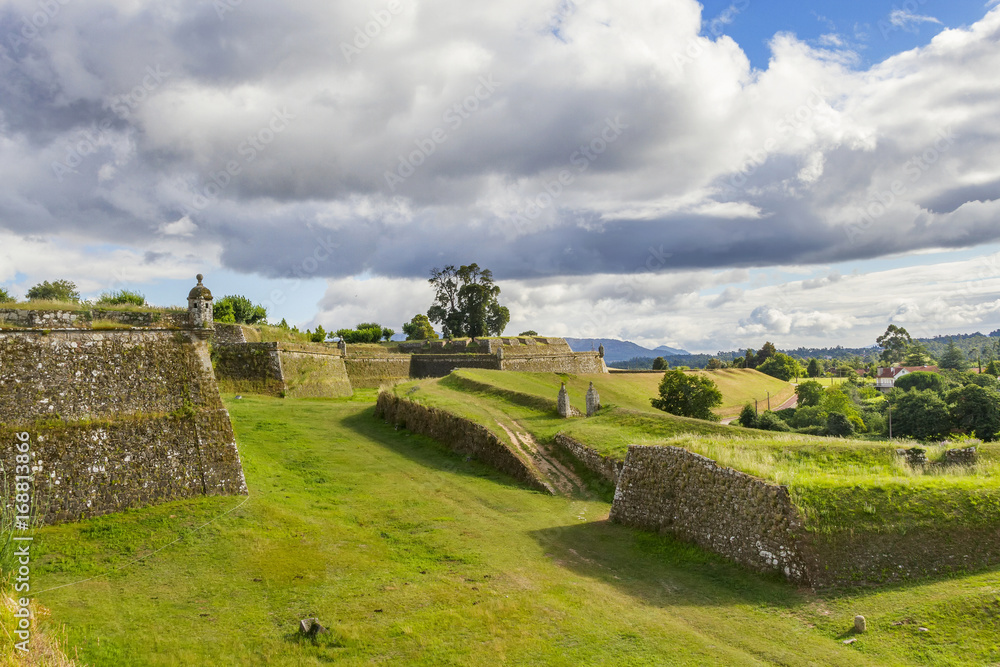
[0,411,245,524]
[553,434,623,484]
[500,352,605,374]
[0,330,222,421]
[610,445,810,582]
[375,391,551,494]
[0,327,247,524]
[343,356,412,388]
[411,354,500,378]
[281,350,353,398]
[211,343,285,396]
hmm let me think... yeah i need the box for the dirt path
[495,421,590,497]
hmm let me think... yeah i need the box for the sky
[1,0,999,354]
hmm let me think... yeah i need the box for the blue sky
[699,0,989,69]
[1,0,999,352]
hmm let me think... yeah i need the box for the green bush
[0,287,14,304]
[889,388,952,440]
[26,279,80,302]
[825,412,854,437]
[96,289,146,306]
[737,403,758,428]
[757,411,791,432]
[650,369,722,421]
[789,405,827,429]
[795,380,824,407]
[215,295,267,325]
[402,314,438,341]
[894,371,946,394]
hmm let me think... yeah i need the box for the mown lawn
[20,395,1000,665]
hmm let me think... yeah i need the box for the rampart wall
[609,445,810,582]
[375,391,551,494]
[553,434,623,485]
[0,325,246,524]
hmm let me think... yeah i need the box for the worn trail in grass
[25,396,1000,665]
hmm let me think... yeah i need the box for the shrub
[789,405,827,429]
[215,295,267,325]
[890,389,952,440]
[402,314,438,341]
[947,383,1000,441]
[825,412,854,437]
[737,403,758,428]
[795,380,824,407]
[650,369,722,421]
[518,330,538,336]
[652,357,667,371]
[895,371,946,394]
[757,353,801,381]
[0,287,14,304]
[26,279,80,302]
[757,411,791,432]
[96,289,146,306]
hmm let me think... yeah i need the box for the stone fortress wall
[211,331,607,396]
[0,277,247,524]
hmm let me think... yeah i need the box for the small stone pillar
[338,339,347,354]
[557,382,570,418]
[496,345,504,368]
[187,273,214,335]
[586,382,601,417]
[598,344,605,359]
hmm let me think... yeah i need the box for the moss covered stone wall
[375,391,551,494]
[281,350,353,398]
[0,328,247,524]
[0,330,222,421]
[610,445,810,583]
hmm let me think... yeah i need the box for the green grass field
[20,394,1000,665]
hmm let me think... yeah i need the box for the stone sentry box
[0,275,247,524]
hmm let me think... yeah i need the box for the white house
[875,365,939,391]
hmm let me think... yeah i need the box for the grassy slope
[23,395,1000,665]
[395,373,1000,535]
[450,368,793,418]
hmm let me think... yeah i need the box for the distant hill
[565,338,688,363]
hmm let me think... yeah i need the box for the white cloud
[889,10,943,31]
[2,1,1000,347]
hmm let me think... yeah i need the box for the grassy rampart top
[1,301,184,313]
[391,370,1000,535]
